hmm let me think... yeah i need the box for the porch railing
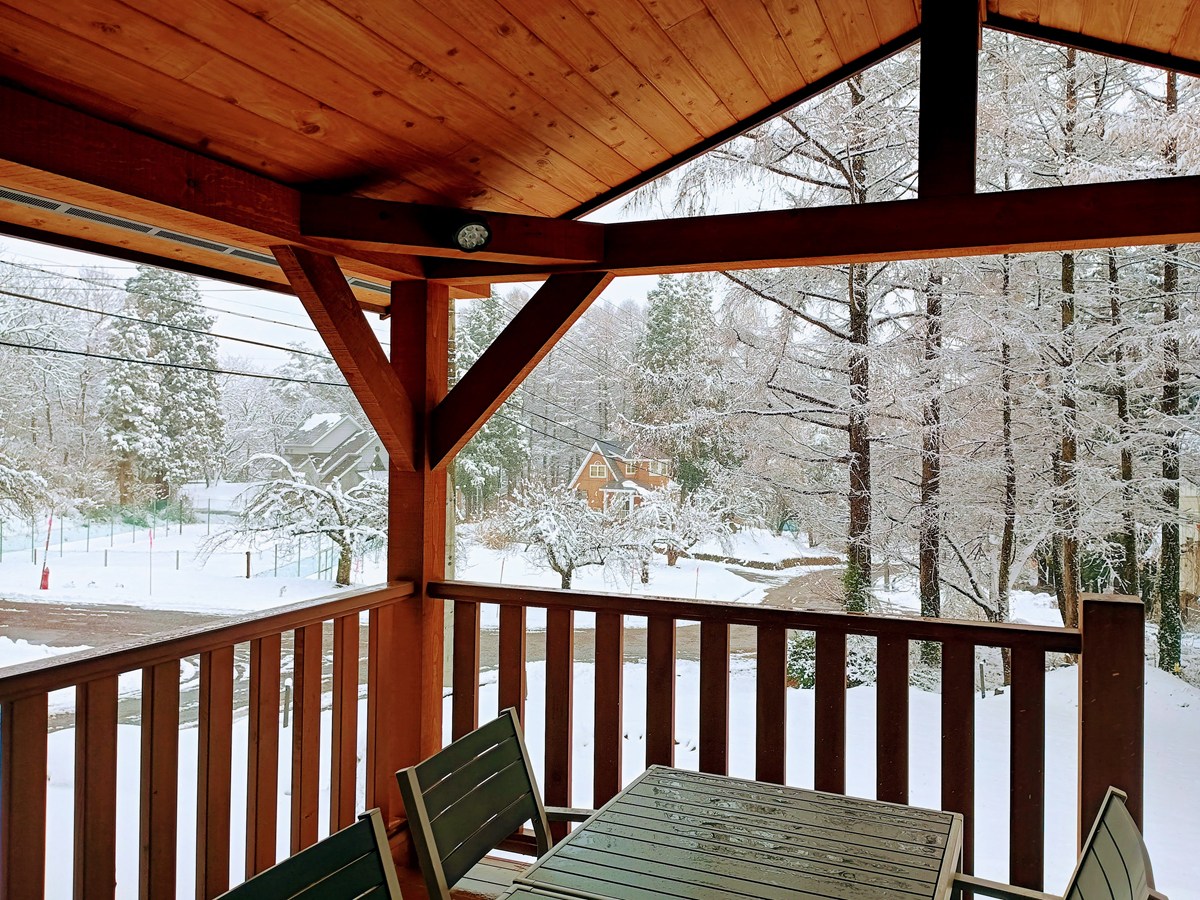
[430,581,1145,892]
[0,580,414,900]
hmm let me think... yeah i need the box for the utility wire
[0,338,350,387]
[0,286,335,362]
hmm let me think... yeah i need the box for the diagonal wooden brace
[429,271,613,469]
[272,245,417,472]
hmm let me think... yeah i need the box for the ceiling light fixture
[452,217,491,252]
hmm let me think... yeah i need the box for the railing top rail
[430,581,1082,652]
[0,580,415,703]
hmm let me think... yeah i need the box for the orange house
[569,440,670,511]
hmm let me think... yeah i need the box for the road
[0,565,845,731]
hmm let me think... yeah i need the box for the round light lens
[454,221,491,251]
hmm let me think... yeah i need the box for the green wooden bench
[953,788,1167,900]
[216,807,402,899]
[397,708,593,900]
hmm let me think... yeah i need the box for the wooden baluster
[197,646,234,899]
[593,611,624,804]
[1009,646,1046,890]
[498,604,527,721]
[755,625,787,785]
[1,694,48,900]
[246,634,281,877]
[75,675,119,900]
[291,623,322,853]
[645,617,676,767]
[545,608,573,842]
[876,635,909,804]
[452,600,480,739]
[140,661,179,900]
[699,621,730,775]
[942,641,975,874]
[814,630,847,794]
[330,613,359,832]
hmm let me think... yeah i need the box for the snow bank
[0,635,89,669]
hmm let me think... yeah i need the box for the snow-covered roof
[299,412,341,433]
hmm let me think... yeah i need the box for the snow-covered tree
[0,451,46,519]
[496,481,610,589]
[102,267,223,500]
[214,455,386,586]
[639,483,734,567]
[454,292,528,518]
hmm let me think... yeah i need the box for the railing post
[1079,593,1144,847]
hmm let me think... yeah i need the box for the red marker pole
[39,512,52,590]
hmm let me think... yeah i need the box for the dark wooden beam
[562,28,921,220]
[919,0,980,197]
[426,174,1200,282]
[272,245,416,471]
[301,195,604,264]
[429,271,613,468]
[0,84,423,283]
[985,14,1200,80]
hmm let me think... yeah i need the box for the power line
[0,286,335,362]
[0,338,350,387]
[491,410,593,455]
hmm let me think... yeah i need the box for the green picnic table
[504,765,963,900]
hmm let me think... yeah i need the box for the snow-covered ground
[2,518,1196,896]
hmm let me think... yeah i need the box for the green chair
[953,788,1167,900]
[217,807,402,899]
[397,708,593,900]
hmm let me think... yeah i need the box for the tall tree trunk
[1108,249,1139,597]
[844,76,872,613]
[919,269,942,621]
[336,543,352,586]
[1058,250,1081,629]
[846,261,872,612]
[997,257,1017,684]
[1055,49,1081,630]
[1159,71,1182,672]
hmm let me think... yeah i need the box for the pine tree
[453,292,528,518]
[102,266,223,501]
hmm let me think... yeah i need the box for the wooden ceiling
[0,0,1196,298]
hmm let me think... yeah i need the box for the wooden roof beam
[301,195,604,265]
[0,85,422,287]
[425,174,1200,282]
[919,0,981,198]
[272,245,416,472]
[429,271,614,469]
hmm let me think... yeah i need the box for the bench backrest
[397,708,552,900]
[217,808,401,900]
[1066,788,1165,900]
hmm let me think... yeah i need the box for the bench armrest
[952,874,1060,900]
[545,806,595,823]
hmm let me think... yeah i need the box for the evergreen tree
[630,274,729,497]
[102,267,223,501]
[453,292,528,518]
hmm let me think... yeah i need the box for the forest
[0,33,1197,673]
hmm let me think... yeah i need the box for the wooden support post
[74,676,119,900]
[1079,594,1144,846]
[918,0,981,198]
[1,695,48,900]
[140,661,179,900]
[369,279,448,829]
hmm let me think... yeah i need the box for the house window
[588,462,606,479]
[649,461,665,476]
[625,462,638,476]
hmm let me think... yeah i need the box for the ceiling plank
[300,195,605,264]
[429,271,614,469]
[428,173,1200,281]
[918,0,981,198]
[272,245,417,472]
[562,26,919,219]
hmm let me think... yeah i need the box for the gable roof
[2,2,1198,302]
